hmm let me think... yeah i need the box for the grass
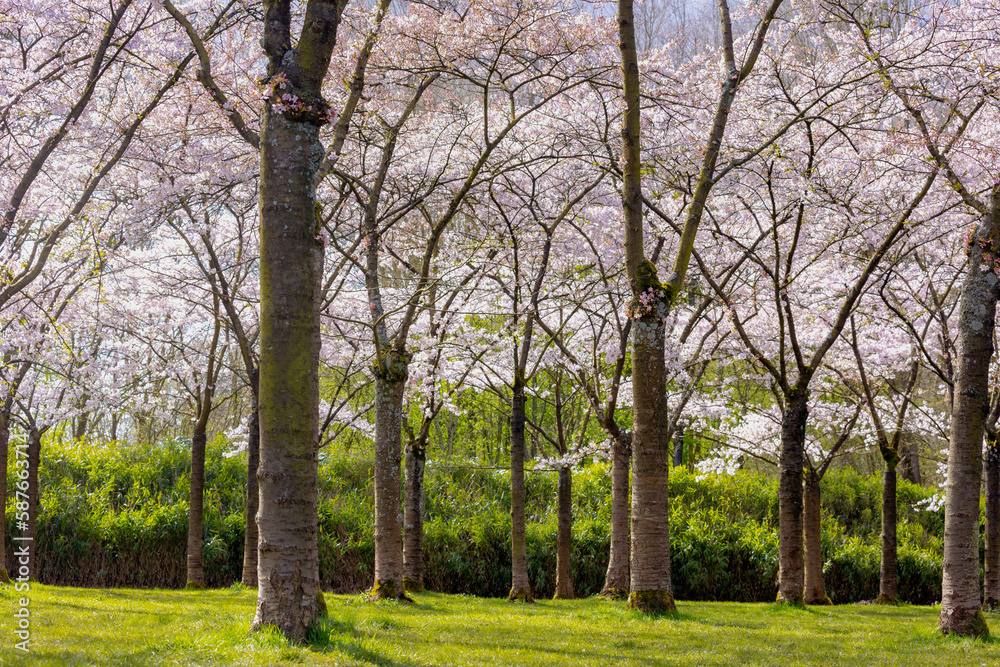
[1,585,998,666]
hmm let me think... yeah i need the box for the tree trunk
[802,469,829,605]
[778,389,808,604]
[186,427,207,587]
[253,110,324,640]
[984,435,1000,609]
[628,315,675,613]
[242,399,260,587]
[509,384,533,601]
[672,424,684,468]
[939,237,996,637]
[878,462,899,605]
[371,374,407,599]
[601,436,630,598]
[0,412,9,582]
[25,427,40,581]
[899,442,921,484]
[554,465,575,599]
[403,440,426,593]
[74,411,89,441]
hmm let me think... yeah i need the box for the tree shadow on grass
[308,617,416,666]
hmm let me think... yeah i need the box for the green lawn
[1,585,998,666]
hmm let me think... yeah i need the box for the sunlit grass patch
[1,585,998,666]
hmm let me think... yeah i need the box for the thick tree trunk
[403,441,426,593]
[0,412,8,582]
[25,427,40,581]
[984,435,1000,609]
[554,465,575,599]
[186,428,207,587]
[601,437,630,598]
[939,239,996,637]
[878,462,899,605]
[628,315,675,613]
[509,384,533,601]
[242,400,260,587]
[802,469,829,605]
[253,110,324,640]
[778,389,808,604]
[371,374,407,599]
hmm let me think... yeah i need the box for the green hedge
[5,438,946,603]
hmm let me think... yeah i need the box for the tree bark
[186,428,207,587]
[253,108,325,640]
[939,230,996,637]
[672,423,684,468]
[628,315,675,613]
[509,384,533,601]
[899,442,921,484]
[403,440,426,593]
[74,411,89,441]
[802,469,829,605]
[601,436,630,597]
[0,412,9,583]
[985,434,1000,609]
[371,373,407,599]
[778,389,808,604]
[242,400,260,587]
[252,0,344,640]
[878,462,899,605]
[554,465,574,599]
[25,427,41,581]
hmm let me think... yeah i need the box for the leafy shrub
[5,438,945,603]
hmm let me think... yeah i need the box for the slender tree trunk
[253,110,324,640]
[242,397,260,587]
[899,443,920,484]
[554,465,574,599]
[25,427,40,581]
[778,389,808,604]
[74,412,89,441]
[619,0,674,614]
[371,374,407,599]
[939,233,996,637]
[878,462,899,605]
[509,384,533,601]
[403,441,426,593]
[984,435,1000,609]
[186,428,207,587]
[672,424,684,468]
[110,413,119,442]
[601,437,630,598]
[0,412,9,582]
[628,315,675,613]
[802,469,829,605]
